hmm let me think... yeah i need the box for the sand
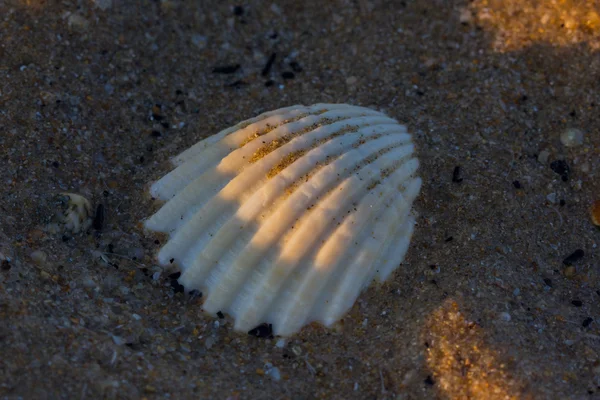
[0,0,599,399]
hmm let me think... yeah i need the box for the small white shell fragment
[145,103,421,336]
[57,193,93,233]
[560,128,584,147]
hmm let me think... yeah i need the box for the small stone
[104,84,114,95]
[111,335,125,345]
[67,14,89,30]
[30,250,48,266]
[270,3,282,14]
[191,34,207,49]
[571,300,583,307]
[275,338,286,348]
[266,366,281,381]
[458,7,473,24]
[563,249,584,265]
[291,345,302,356]
[563,265,576,278]
[205,336,216,349]
[582,317,593,328]
[537,150,550,164]
[550,160,570,181]
[346,76,358,85]
[144,385,157,394]
[560,128,584,147]
[546,193,557,204]
[498,312,511,322]
[248,323,273,338]
[452,166,463,183]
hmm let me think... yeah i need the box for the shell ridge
[197,138,410,315]
[230,144,410,333]
[314,176,421,324]
[193,135,413,301]
[269,167,408,335]
[318,194,413,326]
[172,104,307,165]
[159,122,406,265]
[161,107,317,197]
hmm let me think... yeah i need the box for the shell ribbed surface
[145,103,421,336]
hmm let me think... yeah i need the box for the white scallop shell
[145,103,421,336]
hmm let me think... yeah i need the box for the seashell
[145,103,421,336]
[55,192,93,233]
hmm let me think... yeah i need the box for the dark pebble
[424,376,435,385]
[512,180,521,189]
[281,71,295,80]
[416,90,425,96]
[261,53,276,76]
[452,166,463,183]
[151,130,162,137]
[571,300,583,307]
[154,239,160,245]
[52,161,60,168]
[550,160,570,181]
[563,249,584,265]
[233,5,244,15]
[169,258,174,264]
[188,289,202,298]
[213,64,241,74]
[543,278,552,287]
[596,290,600,297]
[582,317,593,327]
[559,199,565,206]
[169,272,181,280]
[103,190,110,197]
[93,204,105,231]
[61,235,70,242]
[152,113,165,121]
[217,311,225,319]
[1,260,10,271]
[107,243,114,253]
[248,323,273,338]
[445,236,453,242]
[171,279,185,294]
[265,80,275,87]
[289,61,303,72]
[160,121,169,129]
